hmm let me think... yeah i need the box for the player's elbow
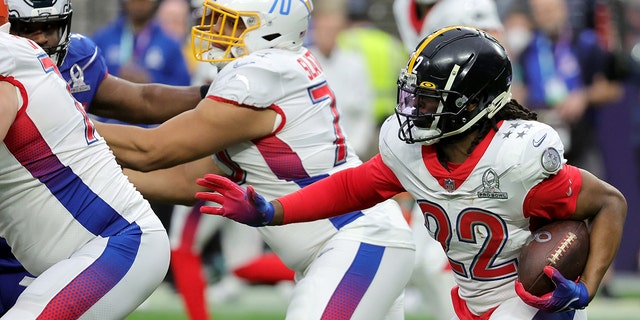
[606,187,627,224]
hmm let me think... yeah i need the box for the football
[517,220,590,296]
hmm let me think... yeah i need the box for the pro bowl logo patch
[541,147,562,173]
[477,168,508,199]
[69,64,91,93]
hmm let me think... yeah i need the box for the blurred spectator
[308,5,376,160]
[92,0,190,87]
[501,2,534,102]
[598,0,640,273]
[157,0,217,84]
[338,0,408,129]
[157,0,190,43]
[519,0,623,175]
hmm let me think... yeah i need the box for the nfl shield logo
[444,179,455,192]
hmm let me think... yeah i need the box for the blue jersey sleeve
[59,33,109,111]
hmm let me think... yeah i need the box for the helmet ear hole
[263,33,281,41]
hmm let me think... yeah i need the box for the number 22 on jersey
[418,199,518,281]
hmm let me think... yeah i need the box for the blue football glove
[195,174,274,227]
[515,266,590,313]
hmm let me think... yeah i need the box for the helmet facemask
[396,65,470,145]
[191,0,312,68]
[191,1,258,68]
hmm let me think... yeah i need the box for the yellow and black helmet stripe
[407,26,476,71]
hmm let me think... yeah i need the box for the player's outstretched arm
[89,75,205,124]
[95,99,277,172]
[195,155,406,226]
[124,157,223,206]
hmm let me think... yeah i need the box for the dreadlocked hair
[466,99,537,154]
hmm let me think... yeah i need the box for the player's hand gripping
[195,174,274,227]
[515,266,590,313]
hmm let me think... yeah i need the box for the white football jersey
[207,48,414,270]
[379,117,568,315]
[0,33,159,275]
[393,0,435,52]
[393,0,503,53]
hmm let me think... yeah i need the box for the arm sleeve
[523,164,583,220]
[279,154,406,224]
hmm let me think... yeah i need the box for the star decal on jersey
[502,122,530,140]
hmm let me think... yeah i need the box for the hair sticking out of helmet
[395,26,512,145]
[191,0,313,68]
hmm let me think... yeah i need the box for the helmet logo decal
[408,25,460,71]
[419,81,436,89]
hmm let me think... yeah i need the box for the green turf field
[126,275,640,320]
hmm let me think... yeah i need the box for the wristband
[199,84,210,99]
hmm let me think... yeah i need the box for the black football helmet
[395,26,512,145]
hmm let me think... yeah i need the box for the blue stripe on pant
[321,242,385,320]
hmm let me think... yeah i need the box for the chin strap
[435,87,512,142]
[487,89,512,119]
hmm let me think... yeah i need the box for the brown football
[517,220,590,296]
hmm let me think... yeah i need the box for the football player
[0,1,170,318]
[94,0,417,319]
[392,1,505,319]
[195,27,628,319]
[0,0,205,315]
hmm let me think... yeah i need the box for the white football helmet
[7,0,73,66]
[192,0,313,68]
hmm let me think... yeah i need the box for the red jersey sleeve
[279,154,406,224]
[523,164,582,221]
